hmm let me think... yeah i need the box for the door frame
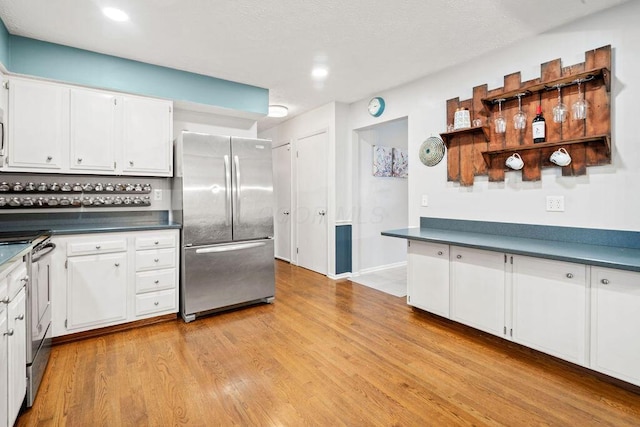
[272,140,293,262]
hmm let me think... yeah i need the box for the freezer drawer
[181,239,275,319]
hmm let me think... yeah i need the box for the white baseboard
[353,261,407,277]
[328,272,352,280]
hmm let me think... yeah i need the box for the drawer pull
[154,301,159,306]
[154,280,160,284]
[437,251,443,256]
[456,254,462,259]
[46,156,53,161]
[601,279,610,285]
[0,296,9,304]
[154,241,159,245]
[566,273,574,279]
[3,329,14,336]
[154,258,159,262]
[114,263,120,267]
[96,245,101,249]
[77,158,83,163]
[15,313,24,321]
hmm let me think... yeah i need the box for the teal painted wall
[0,32,267,115]
[0,19,9,68]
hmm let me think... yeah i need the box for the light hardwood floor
[18,260,640,426]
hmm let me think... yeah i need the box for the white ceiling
[0,0,629,131]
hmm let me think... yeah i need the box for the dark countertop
[0,243,31,273]
[48,221,181,235]
[383,227,640,273]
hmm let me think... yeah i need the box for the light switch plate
[421,195,429,207]
[154,189,163,201]
[546,195,564,212]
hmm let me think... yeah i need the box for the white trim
[328,272,352,280]
[274,255,290,262]
[335,220,352,226]
[352,261,407,277]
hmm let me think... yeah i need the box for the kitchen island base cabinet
[450,246,506,337]
[591,267,640,387]
[511,256,588,366]
[66,253,128,331]
[407,241,449,317]
[7,287,26,427]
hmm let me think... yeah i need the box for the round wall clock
[368,97,385,117]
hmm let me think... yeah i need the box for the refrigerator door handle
[224,154,232,226]
[234,154,241,225]
[195,241,266,254]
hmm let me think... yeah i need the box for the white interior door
[273,143,292,261]
[296,131,328,275]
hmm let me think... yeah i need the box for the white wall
[354,118,408,273]
[173,109,257,139]
[348,1,640,232]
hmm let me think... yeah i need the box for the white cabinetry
[0,269,9,427]
[122,96,172,176]
[450,246,506,337]
[591,267,640,387]
[69,88,117,172]
[51,229,179,337]
[511,255,588,365]
[4,76,172,176]
[407,241,449,317]
[7,77,68,170]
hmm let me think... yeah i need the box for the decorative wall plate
[419,136,446,166]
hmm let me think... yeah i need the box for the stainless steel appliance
[173,131,275,322]
[0,230,54,407]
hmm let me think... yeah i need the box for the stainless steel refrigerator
[173,131,275,322]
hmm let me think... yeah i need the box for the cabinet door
[7,287,26,427]
[121,96,172,176]
[69,88,117,172]
[7,78,68,170]
[67,253,127,331]
[512,256,587,365]
[0,291,8,427]
[591,267,640,387]
[450,246,506,337]
[407,241,450,317]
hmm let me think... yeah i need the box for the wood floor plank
[17,260,640,426]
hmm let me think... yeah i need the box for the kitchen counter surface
[383,226,640,273]
[0,243,31,272]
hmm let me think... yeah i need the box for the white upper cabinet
[69,88,117,172]
[122,95,172,176]
[4,76,173,177]
[7,77,68,170]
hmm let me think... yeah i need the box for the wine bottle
[532,105,546,143]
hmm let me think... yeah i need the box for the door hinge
[169,106,172,113]
[510,328,513,337]
[114,161,117,169]
[65,319,68,328]
[114,98,117,105]
[408,240,411,248]
[3,80,8,89]
[510,256,513,265]
[503,326,506,335]
[296,151,299,158]
[504,254,507,263]
[65,260,68,269]
[296,248,299,254]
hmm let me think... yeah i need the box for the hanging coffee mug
[550,148,572,166]
[505,153,524,170]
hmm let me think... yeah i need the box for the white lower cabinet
[450,246,506,337]
[591,267,640,387]
[51,229,179,337]
[511,255,588,365]
[67,252,128,330]
[407,241,449,317]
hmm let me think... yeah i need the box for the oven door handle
[32,242,56,262]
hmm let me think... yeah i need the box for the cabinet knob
[154,258,159,262]
[21,275,29,284]
[46,156,53,162]
[15,313,24,321]
[601,279,610,285]
[129,161,134,166]
[114,263,120,267]
[154,301,159,306]
[566,273,574,279]
[0,296,9,304]
[3,329,14,336]
[77,158,83,163]
[456,254,462,259]
[154,280,160,284]
[437,251,443,256]
[96,245,101,249]
[154,241,159,245]
[283,211,290,215]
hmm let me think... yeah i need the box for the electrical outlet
[421,195,429,207]
[154,189,163,201]
[546,196,565,212]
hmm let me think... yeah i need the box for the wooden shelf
[481,134,610,166]
[440,125,489,146]
[482,67,610,107]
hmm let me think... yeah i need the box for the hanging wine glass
[513,93,527,130]
[552,85,568,123]
[494,98,506,134]
[572,79,588,120]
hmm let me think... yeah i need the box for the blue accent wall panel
[336,225,352,274]
[0,20,9,68]
[7,36,268,115]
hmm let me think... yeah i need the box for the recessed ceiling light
[102,7,129,22]
[268,105,289,118]
[311,67,328,80]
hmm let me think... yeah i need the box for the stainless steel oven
[0,230,53,407]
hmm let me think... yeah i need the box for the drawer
[135,289,176,316]
[7,261,28,299]
[68,238,127,256]
[136,248,176,271]
[135,234,176,250]
[135,268,176,293]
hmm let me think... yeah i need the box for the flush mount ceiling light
[311,66,329,80]
[268,105,288,118]
[102,7,129,22]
